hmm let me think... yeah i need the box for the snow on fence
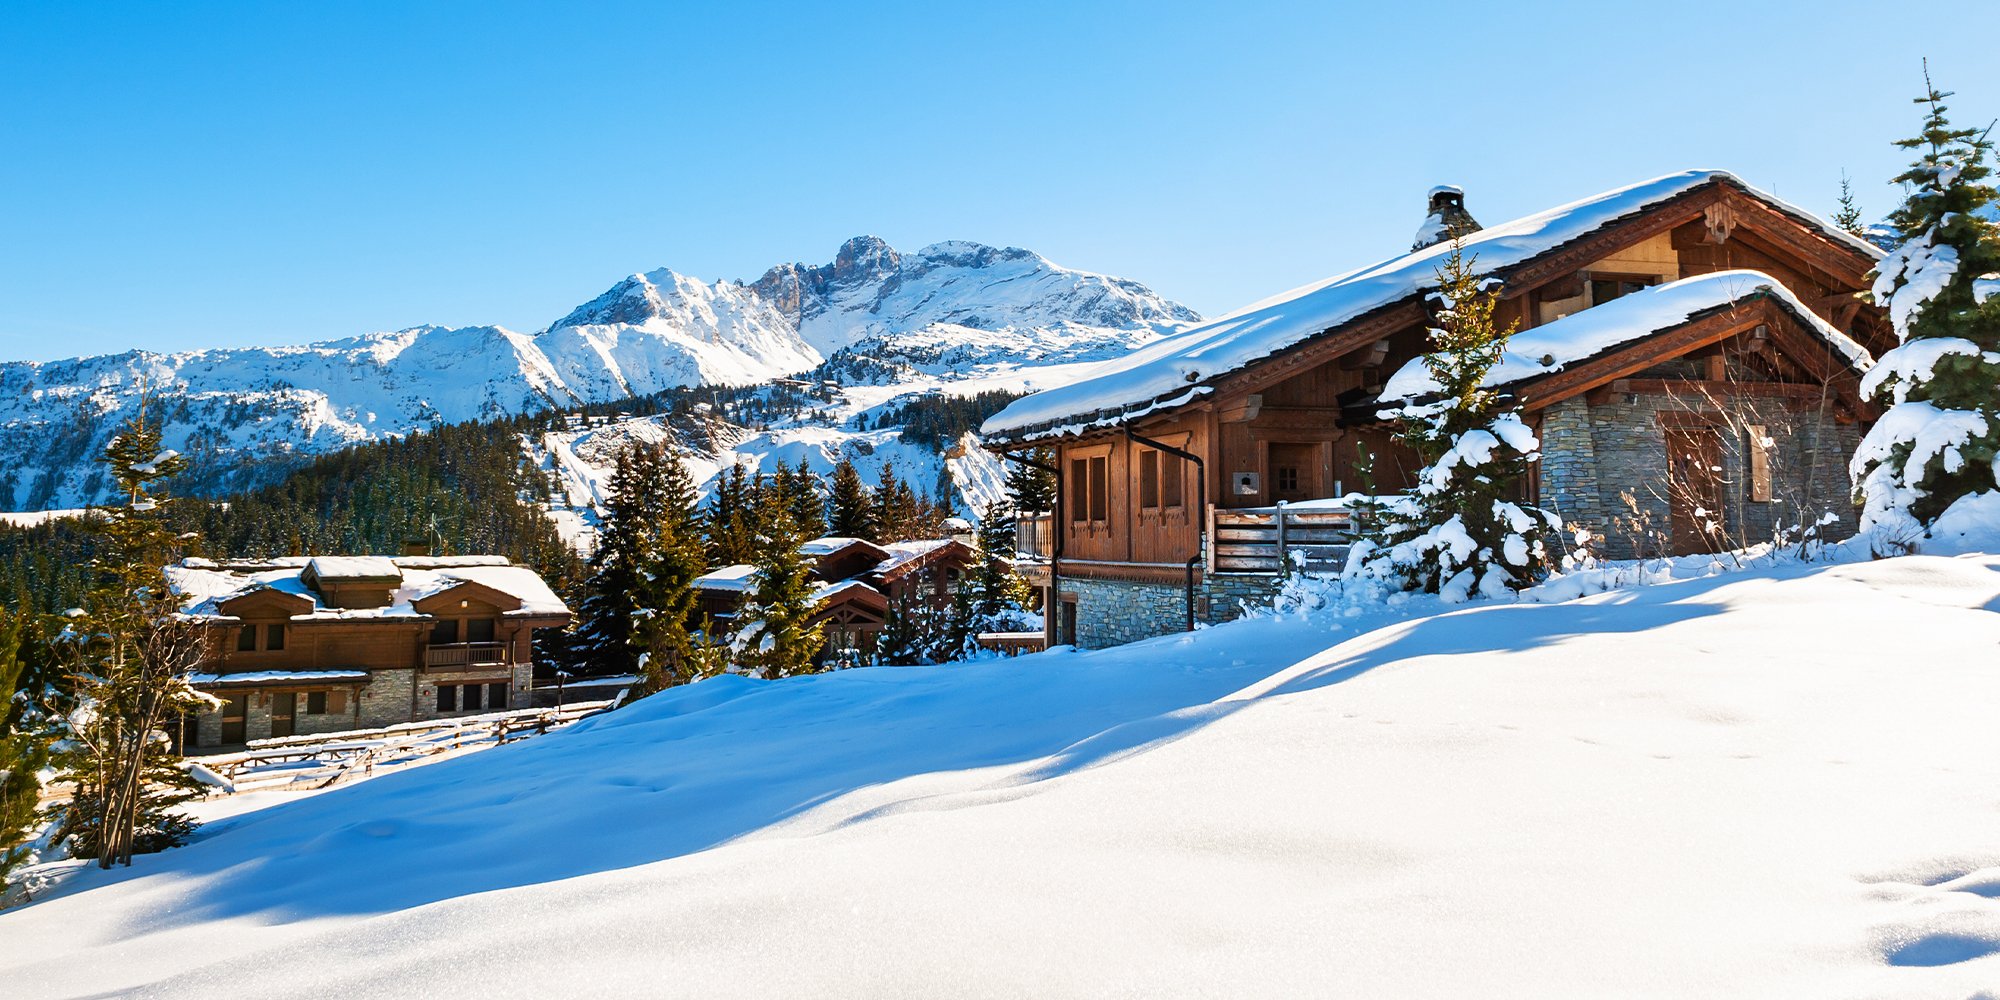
[186,700,615,795]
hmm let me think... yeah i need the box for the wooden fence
[186,700,615,795]
[1208,504,1359,575]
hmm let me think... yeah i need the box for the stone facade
[192,662,538,749]
[1059,572,1282,649]
[1538,380,1861,560]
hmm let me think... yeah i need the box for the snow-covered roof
[798,537,890,561]
[305,556,403,581]
[983,170,1881,441]
[872,539,960,578]
[167,557,570,622]
[1379,270,1875,401]
[811,579,885,605]
[693,564,759,593]
[189,669,371,687]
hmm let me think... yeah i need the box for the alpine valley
[0,236,1198,536]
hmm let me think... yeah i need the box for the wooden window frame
[1066,443,1114,535]
[1586,272,1661,307]
[1136,435,1190,520]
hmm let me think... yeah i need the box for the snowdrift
[6,555,2000,997]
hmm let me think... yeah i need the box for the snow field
[6,551,2000,996]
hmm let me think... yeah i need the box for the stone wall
[190,661,535,749]
[1060,572,1282,649]
[1538,387,1861,560]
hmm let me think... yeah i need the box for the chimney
[1411,184,1482,252]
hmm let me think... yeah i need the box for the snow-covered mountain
[0,239,1195,511]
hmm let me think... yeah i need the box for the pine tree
[826,460,876,540]
[51,407,212,867]
[0,605,52,880]
[1853,69,2000,535]
[707,463,758,566]
[1348,240,1560,600]
[1004,450,1057,514]
[1834,171,1868,237]
[779,461,827,540]
[628,452,708,694]
[563,443,662,676]
[946,500,1036,657]
[874,462,920,541]
[730,505,826,679]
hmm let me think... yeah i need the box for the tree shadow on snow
[33,567,1757,931]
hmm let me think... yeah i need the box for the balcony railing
[425,642,511,669]
[1210,502,1361,575]
[1014,513,1054,560]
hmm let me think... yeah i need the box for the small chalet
[167,555,572,748]
[983,170,1887,649]
[694,536,977,665]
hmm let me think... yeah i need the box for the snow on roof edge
[1378,269,1875,402]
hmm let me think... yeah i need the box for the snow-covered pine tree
[52,408,212,867]
[1852,72,2000,537]
[1347,240,1561,600]
[729,504,826,679]
[947,500,1036,657]
[628,453,708,694]
[1834,172,1868,238]
[826,459,876,540]
[0,605,52,880]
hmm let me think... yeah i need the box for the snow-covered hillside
[7,552,2000,997]
[0,239,1194,511]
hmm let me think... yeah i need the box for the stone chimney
[1411,185,1482,252]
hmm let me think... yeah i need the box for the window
[462,684,483,712]
[436,684,457,712]
[431,620,459,644]
[1276,465,1300,493]
[467,618,496,644]
[265,624,285,651]
[306,691,327,715]
[236,627,256,652]
[1138,449,1185,511]
[1066,452,1111,526]
[1589,275,1656,305]
[487,683,508,710]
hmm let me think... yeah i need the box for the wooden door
[1269,443,1319,503]
[270,691,296,739]
[1665,427,1724,555]
[221,693,248,744]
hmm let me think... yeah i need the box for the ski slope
[5,553,2000,997]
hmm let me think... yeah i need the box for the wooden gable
[215,587,315,619]
[410,579,526,617]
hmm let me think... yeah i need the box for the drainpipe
[998,448,1063,642]
[1124,426,1207,632]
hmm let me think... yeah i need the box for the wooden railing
[424,641,510,668]
[1209,502,1361,575]
[1015,513,1054,560]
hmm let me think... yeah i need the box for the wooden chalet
[982,170,1887,649]
[693,536,978,665]
[167,555,572,748]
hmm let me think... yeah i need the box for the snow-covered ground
[6,552,2000,997]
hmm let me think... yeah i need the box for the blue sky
[2,2,1994,362]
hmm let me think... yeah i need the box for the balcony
[424,642,511,669]
[1014,513,1053,561]
[1210,502,1361,575]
